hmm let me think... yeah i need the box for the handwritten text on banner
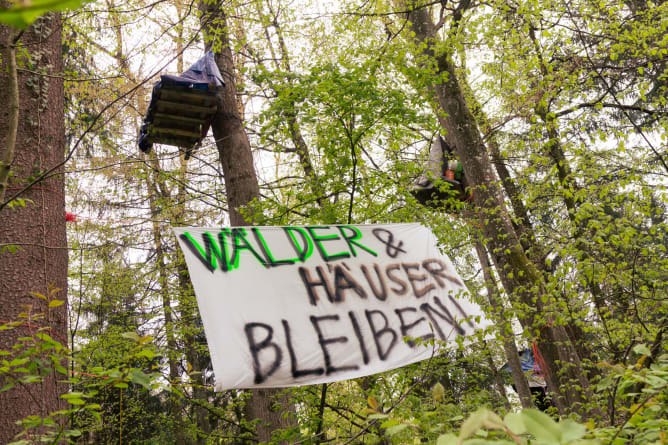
[174,223,488,390]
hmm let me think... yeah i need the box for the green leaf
[133,349,156,360]
[633,344,651,356]
[481,411,505,430]
[432,381,445,401]
[138,335,153,345]
[48,299,65,308]
[64,429,82,438]
[459,408,490,441]
[35,332,53,342]
[128,369,152,389]
[120,331,140,342]
[520,409,561,443]
[385,424,408,436]
[436,433,458,445]
[0,0,90,29]
[559,419,587,442]
[463,440,516,445]
[8,357,29,366]
[503,412,526,435]
[380,418,399,428]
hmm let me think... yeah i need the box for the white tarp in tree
[174,223,488,391]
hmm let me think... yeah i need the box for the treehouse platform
[411,135,471,207]
[138,51,224,159]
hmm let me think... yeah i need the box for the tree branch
[0,27,21,204]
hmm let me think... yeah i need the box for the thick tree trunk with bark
[200,0,260,224]
[0,15,67,443]
[403,4,597,416]
[199,2,297,442]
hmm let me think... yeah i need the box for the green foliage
[593,348,668,444]
[353,345,668,444]
[0,287,161,444]
[435,408,597,445]
[0,0,89,28]
[4,0,664,442]
[4,197,33,210]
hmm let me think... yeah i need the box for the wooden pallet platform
[151,127,201,139]
[159,89,216,107]
[155,100,216,117]
[144,83,218,158]
[152,112,207,125]
[144,135,199,149]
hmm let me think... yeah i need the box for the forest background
[0,0,666,443]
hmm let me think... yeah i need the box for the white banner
[174,223,488,390]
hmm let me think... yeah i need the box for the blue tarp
[138,51,224,153]
[501,348,539,374]
[502,348,551,408]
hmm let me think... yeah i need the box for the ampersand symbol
[372,228,407,258]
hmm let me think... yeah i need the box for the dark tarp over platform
[411,135,470,206]
[138,51,224,157]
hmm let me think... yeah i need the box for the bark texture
[0,28,19,203]
[403,4,596,416]
[145,158,187,444]
[474,241,534,409]
[0,15,67,443]
[199,2,297,442]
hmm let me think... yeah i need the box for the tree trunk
[402,4,597,416]
[0,28,18,204]
[526,27,610,373]
[260,1,326,207]
[145,157,187,444]
[0,15,67,443]
[483,345,511,411]
[145,148,218,443]
[474,242,534,409]
[459,55,600,384]
[199,2,296,442]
